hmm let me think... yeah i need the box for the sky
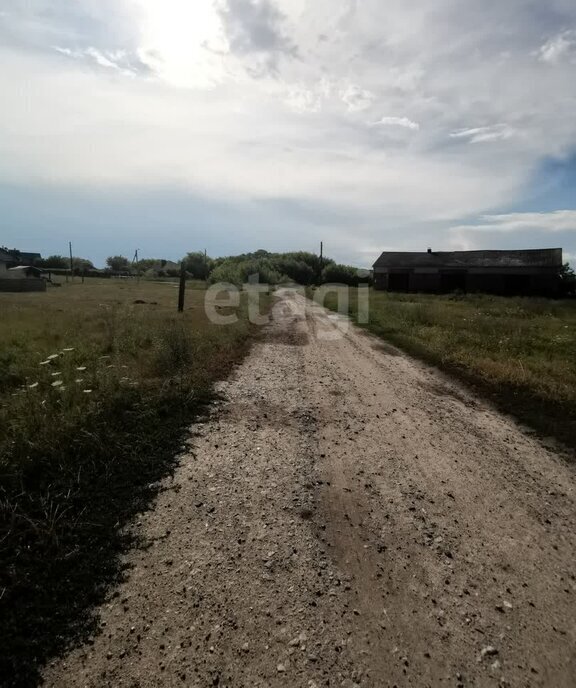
[1,0,575,268]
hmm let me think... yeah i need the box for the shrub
[210,258,283,286]
[321,263,366,286]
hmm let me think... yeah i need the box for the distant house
[0,249,46,292]
[0,247,42,266]
[372,248,562,296]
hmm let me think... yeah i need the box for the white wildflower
[75,378,84,383]
[28,382,39,389]
[62,347,75,352]
[51,380,63,387]
[51,372,62,377]
[46,354,60,360]
[76,366,87,371]
[83,389,93,394]
[39,360,51,366]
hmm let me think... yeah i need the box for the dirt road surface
[45,291,576,687]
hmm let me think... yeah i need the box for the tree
[183,251,213,280]
[37,255,69,269]
[275,257,316,285]
[209,258,282,286]
[559,262,576,296]
[106,255,130,272]
[72,257,94,270]
[135,258,157,272]
[321,263,364,286]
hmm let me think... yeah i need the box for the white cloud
[448,211,576,259]
[451,211,576,234]
[450,124,515,144]
[537,29,576,64]
[339,84,376,112]
[374,116,420,130]
[53,45,140,76]
[1,47,517,220]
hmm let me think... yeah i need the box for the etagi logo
[204,276,370,340]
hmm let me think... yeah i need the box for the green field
[0,278,267,684]
[324,289,576,449]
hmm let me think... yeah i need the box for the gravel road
[45,290,576,687]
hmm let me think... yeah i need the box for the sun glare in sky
[136,0,227,87]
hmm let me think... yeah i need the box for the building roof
[8,265,44,276]
[373,248,562,269]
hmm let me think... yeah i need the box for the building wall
[373,271,387,290]
[0,278,47,293]
[410,272,442,292]
[2,268,24,279]
[374,267,560,296]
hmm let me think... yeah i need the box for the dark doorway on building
[440,271,467,293]
[388,272,410,292]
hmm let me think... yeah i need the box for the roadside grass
[323,289,576,450]
[0,279,267,686]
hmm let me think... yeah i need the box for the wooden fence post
[178,262,186,312]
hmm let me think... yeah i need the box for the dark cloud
[217,0,297,74]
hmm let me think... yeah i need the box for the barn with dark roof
[372,248,562,296]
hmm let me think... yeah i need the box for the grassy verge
[322,289,576,451]
[0,279,268,686]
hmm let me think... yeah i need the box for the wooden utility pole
[133,248,140,283]
[69,242,74,281]
[178,261,186,312]
[204,249,208,281]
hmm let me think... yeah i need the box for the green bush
[321,263,366,286]
[210,258,283,286]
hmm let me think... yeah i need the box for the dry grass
[325,289,576,449]
[0,278,268,686]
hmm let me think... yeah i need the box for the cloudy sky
[1,0,575,267]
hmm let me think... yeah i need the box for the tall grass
[325,290,576,450]
[0,280,266,686]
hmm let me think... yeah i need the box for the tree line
[187,250,371,286]
[35,251,576,293]
[36,251,372,286]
